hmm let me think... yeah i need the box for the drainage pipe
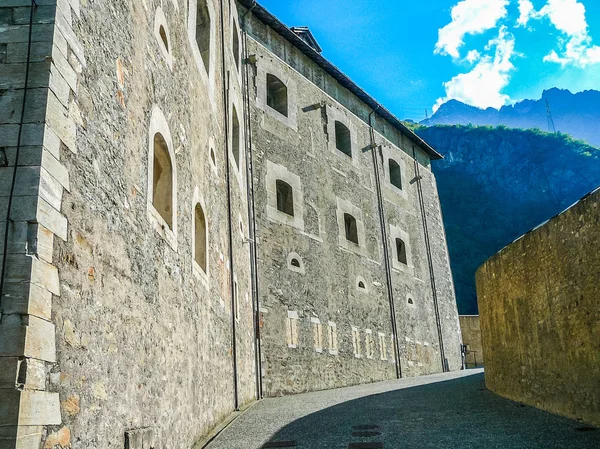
[411,145,447,372]
[219,0,239,410]
[240,0,263,400]
[368,107,402,379]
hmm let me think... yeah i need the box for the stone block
[0,357,19,389]
[45,91,76,154]
[0,221,54,262]
[0,61,51,89]
[41,149,69,191]
[16,358,46,390]
[0,425,43,449]
[0,88,49,124]
[0,166,42,198]
[6,40,54,63]
[0,23,55,44]
[0,124,45,149]
[0,313,56,362]
[53,9,84,67]
[12,5,57,25]
[36,197,67,241]
[18,391,61,426]
[50,43,77,92]
[1,280,53,321]
[49,66,70,108]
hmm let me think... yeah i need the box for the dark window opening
[396,238,408,264]
[159,25,169,52]
[358,281,365,289]
[266,74,288,117]
[290,258,300,268]
[276,180,294,216]
[152,133,173,228]
[389,159,402,190]
[210,147,216,166]
[408,297,414,305]
[195,0,211,74]
[344,213,358,244]
[232,105,240,167]
[232,21,240,70]
[335,121,351,157]
[194,204,207,272]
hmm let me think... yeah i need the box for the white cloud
[435,0,509,59]
[434,27,516,112]
[516,0,535,27]
[522,0,600,67]
[465,49,481,63]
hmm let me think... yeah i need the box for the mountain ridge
[422,88,600,147]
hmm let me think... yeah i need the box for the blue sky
[257,0,600,121]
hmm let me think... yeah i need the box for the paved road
[206,369,599,449]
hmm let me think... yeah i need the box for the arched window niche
[147,105,177,250]
[192,187,209,286]
[232,104,241,169]
[287,252,305,274]
[356,276,368,292]
[154,7,173,70]
[232,19,241,71]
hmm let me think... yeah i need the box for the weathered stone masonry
[241,2,462,396]
[477,187,600,427]
[1,0,462,447]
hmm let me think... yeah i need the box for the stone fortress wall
[0,0,461,448]
[241,3,462,396]
[477,187,600,427]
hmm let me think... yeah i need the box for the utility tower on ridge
[546,98,556,133]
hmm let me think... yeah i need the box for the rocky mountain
[423,89,600,147]
[415,125,600,315]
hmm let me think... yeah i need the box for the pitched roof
[238,0,443,160]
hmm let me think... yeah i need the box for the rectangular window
[312,318,323,353]
[328,322,338,355]
[286,311,299,348]
[379,333,388,360]
[365,329,374,359]
[352,327,361,358]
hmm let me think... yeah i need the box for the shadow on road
[265,373,599,449]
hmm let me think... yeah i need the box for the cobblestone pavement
[205,369,600,449]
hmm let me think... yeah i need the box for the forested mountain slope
[415,125,600,314]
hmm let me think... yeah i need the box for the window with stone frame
[352,327,362,357]
[389,158,402,190]
[276,180,294,216]
[286,313,299,348]
[365,330,374,359]
[328,322,338,355]
[344,213,359,244]
[153,133,173,229]
[335,121,352,157]
[266,74,288,117]
[396,238,408,265]
[379,333,388,360]
[312,319,323,353]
